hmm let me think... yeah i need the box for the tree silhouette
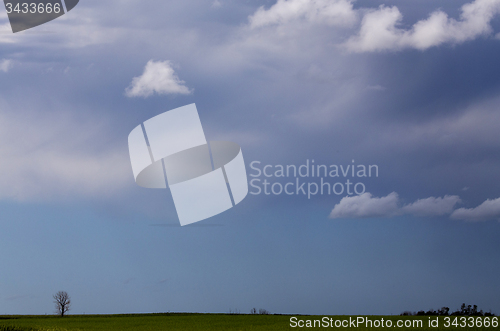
[53,291,71,317]
[402,303,494,316]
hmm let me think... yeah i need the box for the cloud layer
[249,0,500,53]
[330,192,500,222]
[249,0,357,28]
[345,0,500,52]
[0,104,131,201]
[401,196,462,217]
[329,192,400,218]
[0,59,12,72]
[329,192,462,219]
[125,60,192,98]
[451,198,500,221]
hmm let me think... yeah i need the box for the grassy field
[0,314,497,330]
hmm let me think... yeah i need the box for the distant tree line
[250,308,270,315]
[401,303,495,316]
[228,308,271,315]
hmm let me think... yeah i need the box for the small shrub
[228,308,240,314]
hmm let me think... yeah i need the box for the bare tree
[53,291,71,317]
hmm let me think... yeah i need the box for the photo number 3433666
[3,0,79,33]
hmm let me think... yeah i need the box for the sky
[1,0,500,316]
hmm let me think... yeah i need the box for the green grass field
[0,314,497,330]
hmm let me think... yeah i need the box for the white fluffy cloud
[451,198,500,222]
[125,60,192,98]
[329,192,400,218]
[0,59,12,72]
[248,0,500,53]
[329,192,461,219]
[401,196,462,217]
[330,193,500,222]
[249,0,357,28]
[344,0,500,52]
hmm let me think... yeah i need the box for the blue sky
[1,0,500,316]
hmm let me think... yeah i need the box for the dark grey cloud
[1,0,500,316]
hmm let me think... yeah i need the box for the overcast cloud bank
[0,105,131,201]
[1,0,500,317]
